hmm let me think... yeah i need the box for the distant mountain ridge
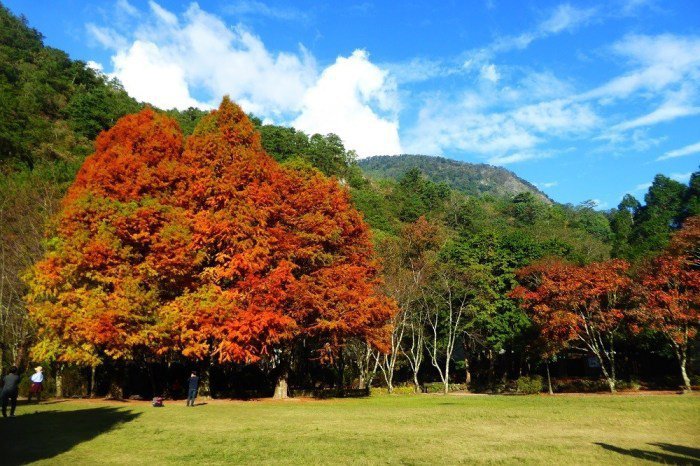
[358,154,551,202]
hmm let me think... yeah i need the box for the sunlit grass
[1,394,698,465]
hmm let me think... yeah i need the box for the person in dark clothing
[186,372,199,407]
[1,366,20,417]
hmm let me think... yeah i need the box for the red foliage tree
[27,98,396,397]
[512,259,632,392]
[637,216,700,391]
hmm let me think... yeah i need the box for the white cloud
[405,97,541,156]
[480,64,500,83]
[485,3,597,56]
[536,181,559,188]
[223,1,309,22]
[620,0,657,15]
[596,128,665,154]
[148,1,178,25]
[405,93,596,160]
[583,34,700,101]
[86,60,104,73]
[427,33,700,162]
[87,1,399,155]
[612,103,700,131]
[514,71,573,101]
[112,40,203,109]
[539,4,597,34]
[512,100,598,132]
[116,0,138,17]
[293,50,402,157]
[395,3,599,86]
[670,172,692,183]
[488,151,552,165]
[657,141,700,161]
[86,24,128,50]
[384,57,455,84]
[108,3,317,112]
[633,182,652,192]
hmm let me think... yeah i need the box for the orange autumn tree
[26,97,396,397]
[26,109,191,373]
[637,216,700,391]
[512,259,632,392]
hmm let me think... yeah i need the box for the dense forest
[1,4,698,399]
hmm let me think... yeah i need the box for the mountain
[358,154,551,202]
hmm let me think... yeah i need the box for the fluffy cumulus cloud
[112,40,202,109]
[293,50,402,157]
[92,2,316,113]
[88,1,401,157]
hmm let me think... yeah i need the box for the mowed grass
[1,394,698,465]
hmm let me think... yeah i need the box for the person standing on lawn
[186,372,199,407]
[1,366,20,417]
[27,366,44,402]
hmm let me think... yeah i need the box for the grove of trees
[1,4,698,398]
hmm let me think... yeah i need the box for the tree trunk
[680,363,691,392]
[337,348,345,393]
[413,372,421,393]
[89,365,97,398]
[464,356,471,390]
[598,362,616,393]
[545,361,553,395]
[200,363,213,399]
[678,350,691,392]
[606,377,616,393]
[443,364,450,394]
[55,364,64,398]
[273,370,289,399]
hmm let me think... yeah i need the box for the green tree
[629,175,687,258]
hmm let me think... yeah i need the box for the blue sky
[6,0,700,208]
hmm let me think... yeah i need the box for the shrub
[516,376,543,394]
[553,378,609,393]
[690,374,700,387]
[370,384,418,396]
[616,380,642,391]
[423,382,466,393]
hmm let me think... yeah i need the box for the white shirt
[31,372,44,383]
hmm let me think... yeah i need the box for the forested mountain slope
[359,155,550,201]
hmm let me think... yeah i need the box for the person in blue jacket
[1,366,20,417]
[186,372,199,407]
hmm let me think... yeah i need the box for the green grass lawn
[1,394,698,465]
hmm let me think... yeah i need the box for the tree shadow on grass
[0,407,140,465]
[595,442,700,465]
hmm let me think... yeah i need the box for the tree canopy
[26,99,396,380]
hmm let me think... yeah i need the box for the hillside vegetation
[359,154,550,201]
